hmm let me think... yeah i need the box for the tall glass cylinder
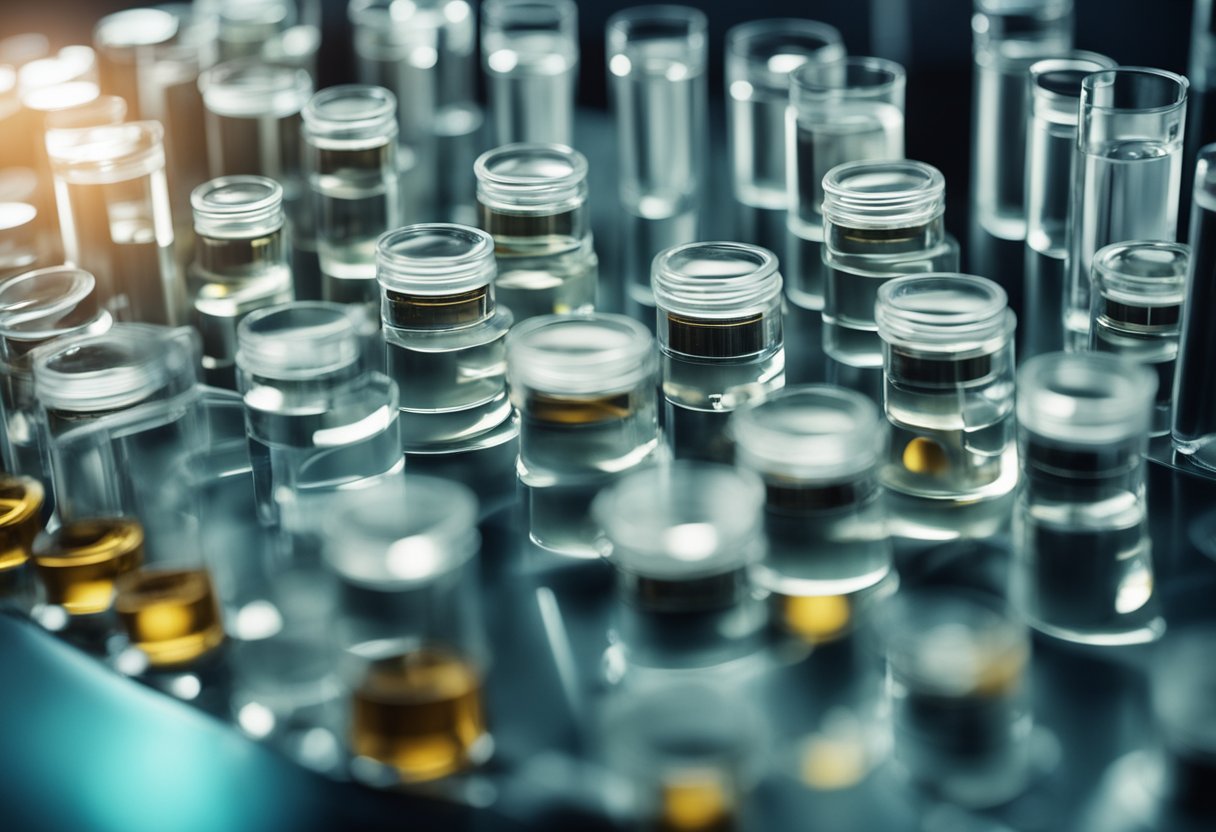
[1013,352,1162,644]
[1088,241,1188,437]
[189,175,295,388]
[725,19,844,256]
[506,313,660,557]
[46,121,183,326]
[482,0,578,147]
[608,6,708,310]
[0,202,43,282]
[92,7,180,120]
[1022,53,1116,358]
[971,0,1073,241]
[821,160,958,373]
[475,143,597,320]
[214,0,322,79]
[652,242,785,462]
[1064,68,1188,349]
[786,57,906,311]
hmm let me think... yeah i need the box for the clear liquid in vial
[485,32,576,146]
[1173,193,1216,469]
[1092,324,1177,437]
[1023,248,1066,358]
[487,211,597,322]
[730,74,789,212]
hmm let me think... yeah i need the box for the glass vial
[821,160,959,372]
[46,121,184,325]
[92,8,180,120]
[971,0,1073,241]
[324,475,490,786]
[731,385,891,600]
[1022,53,1117,359]
[1088,241,1188,437]
[876,274,1018,540]
[482,0,578,147]
[0,475,45,609]
[214,0,322,79]
[1064,68,1188,349]
[303,84,400,341]
[32,517,144,637]
[506,312,660,557]
[475,142,597,321]
[879,590,1034,808]
[190,175,295,388]
[1013,351,1163,645]
[653,241,785,463]
[786,56,906,311]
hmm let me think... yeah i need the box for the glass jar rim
[1081,67,1189,115]
[302,84,398,142]
[1017,352,1157,444]
[45,120,165,185]
[1092,241,1189,306]
[475,142,588,212]
[822,160,946,229]
[0,265,100,341]
[790,55,905,97]
[506,312,654,396]
[651,241,782,319]
[376,223,497,296]
[237,302,362,380]
[199,59,313,119]
[876,274,1015,350]
[192,175,284,239]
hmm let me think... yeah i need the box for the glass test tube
[876,274,1019,540]
[189,175,295,388]
[348,0,481,225]
[302,85,400,340]
[971,0,1073,241]
[198,60,315,298]
[92,7,180,120]
[593,461,765,613]
[1173,145,1216,471]
[1022,53,1116,359]
[482,0,578,147]
[879,590,1034,808]
[731,385,892,603]
[1152,627,1216,817]
[1064,68,1188,350]
[46,121,184,326]
[0,475,45,609]
[725,19,844,255]
[324,475,491,786]
[506,313,660,557]
[653,241,785,463]
[786,56,906,311]
[0,266,112,488]
[475,143,598,321]
[1013,352,1163,645]
[214,0,322,78]
[821,160,959,374]
[1088,241,1188,438]
[608,6,708,310]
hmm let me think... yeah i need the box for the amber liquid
[115,568,225,668]
[0,477,44,572]
[656,768,738,832]
[350,647,487,784]
[33,518,144,615]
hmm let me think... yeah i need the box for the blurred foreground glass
[0,476,45,610]
[214,0,322,78]
[1152,627,1216,818]
[92,7,180,120]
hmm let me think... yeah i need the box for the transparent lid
[724,19,844,94]
[651,242,782,320]
[1017,352,1157,445]
[506,313,655,396]
[236,302,362,380]
[45,121,165,186]
[302,84,398,146]
[1028,53,1117,123]
[592,462,765,580]
[94,8,180,52]
[191,175,285,239]
[33,323,198,413]
[474,143,588,214]
[199,59,313,119]
[323,475,480,588]
[0,266,101,342]
[821,160,946,229]
[376,224,496,296]
[1091,241,1188,307]
[876,273,1015,352]
[731,385,884,481]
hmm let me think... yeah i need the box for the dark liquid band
[888,349,995,386]
[828,221,936,254]
[623,569,748,613]
[525,391,634,425]
[766,480,874,513]
[479,204,581,242]
[666,313,767,359]
[1100,297,1181,329]
[384,286,491,329]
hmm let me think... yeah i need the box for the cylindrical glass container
[0,475,45,609]
[1064,68,1188,349]
[1013,352,1163,644]
[92,7,180,120]
[878,590,1034,808]
[725,19,844,256]
[0,266,112,488]
[786,56,906,311]
[482,0,578,147]
[324,475,491,786]
[876,274,1018,540]
[731,385,891,600]
[45,121,184,325]
[475,143,597,321]
[1088,241,1187,437]
[971,0,1073,241]
[303,85,400,339]
[32,517,144,635]
[506,313,660,557]
[1152,626,1216,818]
[1022,53,1117,359]
[821,160,959,371]
[593,461,765,613]
[214,0,322,78]
[652,241,785,462]
[189,175,295,388]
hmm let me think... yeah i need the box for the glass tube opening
[790,56,906,107]
[483,0,577,40]
[1082,67,1189,114]
[726,19,843,94]
[1016,352,1157,445]
[0,266,100,343]
[0,203,37,234]
[876,274,1015,350]
[45,121,165,185]
[1028,54,1117,123]
[376,224,496,296]
[302,84,397,144]
[1092,241,1189,308]
[198,60,313,119]
[191,175,285,239]
[21,80,99,114]
[506,313,654,396]
[821,161,946,229]
[607,5,708,70]
[236,302,362,379]
[651,242,781,319]
[474,143,588,212]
